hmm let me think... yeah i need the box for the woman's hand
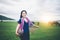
[33,24,39,28]
[15,24,20,36]
[16,32,19,36]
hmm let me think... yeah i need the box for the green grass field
[0,22,60,40]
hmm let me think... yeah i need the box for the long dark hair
[20,10,27,18]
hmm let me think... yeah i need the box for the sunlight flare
[40,14,53,23]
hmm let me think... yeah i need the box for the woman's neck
[22,17,26,19]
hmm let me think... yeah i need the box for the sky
[0,0,60,21]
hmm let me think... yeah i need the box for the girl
[16,10,34,40]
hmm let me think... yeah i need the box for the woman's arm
[16,24,20,36]
[29,21,39,28]
[33,24,39,28]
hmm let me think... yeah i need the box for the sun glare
[40,15,53,23]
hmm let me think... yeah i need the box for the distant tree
[48,21,60,27]
[0,15,14,22]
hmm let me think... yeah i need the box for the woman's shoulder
[18,18,22,24]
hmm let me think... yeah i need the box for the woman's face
[22,12,27,18]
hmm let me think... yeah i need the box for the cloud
[0,0,60,21]
[0,0,39,21]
